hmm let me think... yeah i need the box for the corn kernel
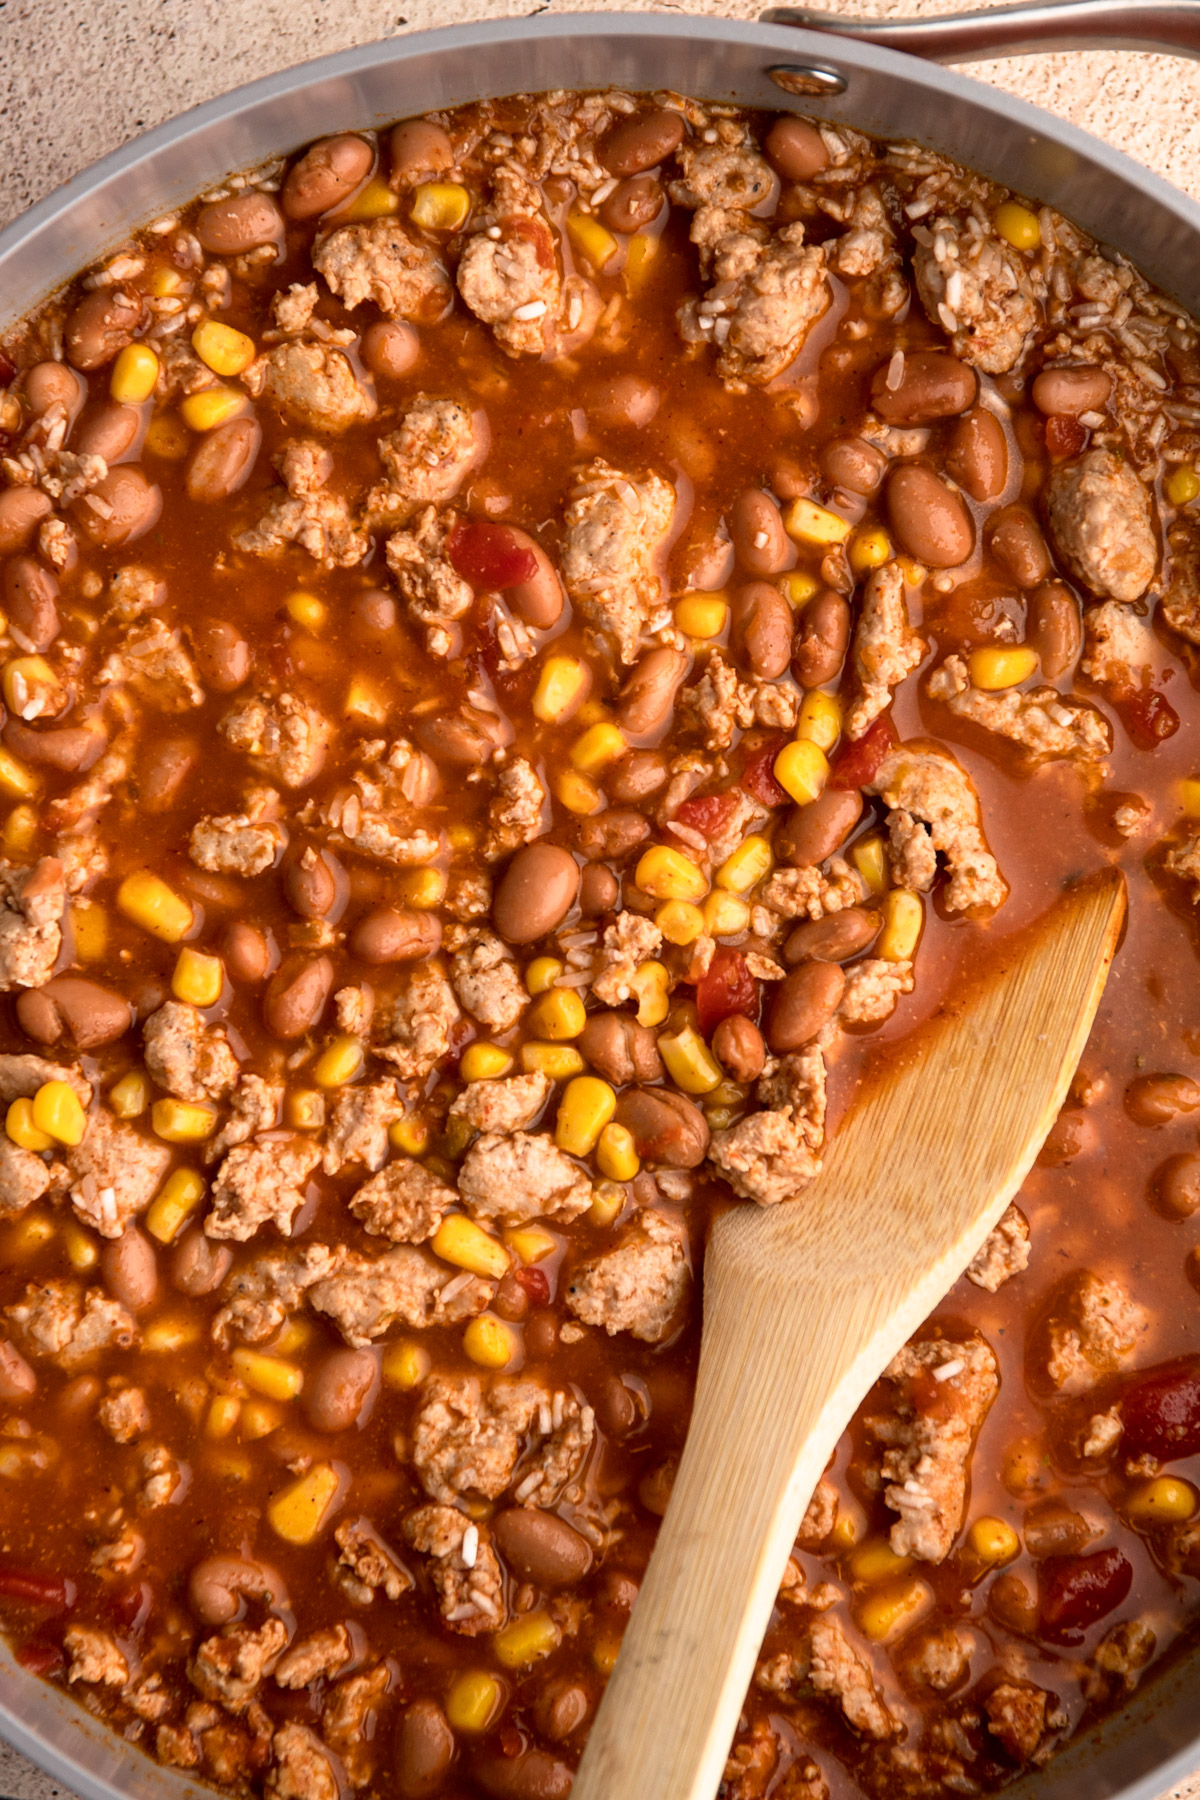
[555,1075,617,1156]
[897,555,926,585]
[848,526,893,575]
[716,834,773,895]
[703,890,751,937]
[0,747,39,800]
[463,1313,517,1370]
[1126,1475,1199,1523]
[532,655,591,724]
[784,497,851,547]
[857,1577,931,1643]
[240,1399,282,1440]
[521,1042,585,1079]
[526,956,564,995]
[655,899,705,946]
[571,721,628,775]
[272,1315,313,1357]
[658,1023,723,1096]
[460,1042,514,1082]
[968,645,1039,691]
[2,656,62,721]
[576,698,613,728]
[144,412,190,459]
[1167,464,1200,508]
[673,593,728,639]
[589,1179,625,1227]
[109,343,160,405]
[493,1609,562,1669]
[180,387,247,432]
[398,867,447,909]
[8,1211,54,1255]
[151,1098,217,1143]
[145,1168,206,1244]
[231,1347,304,1402]
[624,229,659,289]
[108,1070,149,1119]
[445,1670,503,1734]
[850,833,889,894]
[345,176,400,221]
[206,1395,242,1439]
[147,266,185,298]
[142,1316,202,1352]
[596,1121,640,1182]
[432,1214,511,1281]
[407,180,471,232]
[554,768,602,815]
[345,675,389,726]
[878,888,923,962]
[285,589,327,630]
[117,870,193,943]
[849,1539,913,1583]
[779,571,820,608]
[191,319,256,377]
[774,738,829,807]
[6,1098,52,1152]
[566,210,618,270]
[268,1463,341,1544]
[592,1632,623,1674]
[383,1340,431,1390]
[630,960,670,1028]
[796,690,843,755]
[636,845,708,903]
[390,1115,430,1156]
[172,947,223,1008]
[528,988,587,1041]
[504,1225,556,1265]
[4,805,38,857]
[62,1222,98,1273]
[313,1035,365,1089]
[448,823,476,853]
[32,1081,86,1148]
[994,200,1041,251]
[1002,1436,1046,1495]
[287,1088,325,1131]
[1181,776,1200,820]
[968,1516,1021,1563]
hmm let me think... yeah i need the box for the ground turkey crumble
[565,1209,690,1343]
[560,460,676,665]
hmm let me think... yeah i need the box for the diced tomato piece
[1045,414,1088,460]
[675,791,739,838]
[108,1580,153,1634]
[515,1266,551,1307]
[506,214,555,270]
[447,520,539,591]
[0,1565,72,1610]
[1122,1354,1200,1461]
[695,947,759,1036]
[1038,1547,1131,1640]
[1117,686,1180,751]
[17,1641,64,1676]
[742,736,789,808]
[829,713,897,790]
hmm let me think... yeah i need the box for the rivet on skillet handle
[761,0,1200,62]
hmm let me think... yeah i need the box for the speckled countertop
[1,1,1199,1795]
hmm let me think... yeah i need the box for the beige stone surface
[0,0,1198,1795]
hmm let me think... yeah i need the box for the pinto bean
[768,962,846,1052]
[492,1508,592,1587]
[1124,1073,1200,1126]
[414,703,513,765]
[0,488,52,556]
[784,907,880,965]
[730,488,789,577]
[507,533,564,630]
[615,1087,710,1168]
[493,844,580,945]
[172,1227,233,1297]
[305,1347,380,1433]
[25,361,86,418]
[189,619,251,692]
[3,556,58,652]
[609,749,668,803]
[195,192,285,254]
[362,320,420,380]
[73,466,161,548]
[100,1228,158,1313]
[394,1700,455,1800]
[579,1013,664,1086]
[618,647,690,737]
[64,288,143,370]
[283,847,340,921]
[352,588,398,634]
[599,174,664,235]
[712,1014,765,1083]
[186,416,261,504]
[1154,1152,1200,1218]
[731,581,792,680]
[138,736,197,812]
[1032,364,1112,418]
[791,589,850,688]
[987,504,1051,588]
[577,809,650,863]
[535,1680,591,1744]
[16,976,133,1050]
[587,372,661,431]
[579,864,619,916]
[472,1751,573,1800]
[871,351,977,425]
[1029,581,1082,679]
[764,115,829,181]
[820,437,887,497]
[946,407,1009,503]
[0,1339,36,1402]
[886,464,974,568]
[221,921,273,985]
[4,718,106,772]
[283,134,374,219]
[73,402,142,465]
[264,954,334,1039]
[350,907,443,963]
[601,108,685,177]
[777,788,863,868]
[389,120,454,179]
[188,1555,287,1628]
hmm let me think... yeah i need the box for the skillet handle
[760,0,1200,62]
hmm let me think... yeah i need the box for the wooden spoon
[573,866,1126,1800]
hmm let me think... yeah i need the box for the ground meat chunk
[983,1681,1053,1763]
[1042,1269,1148,1392]
[449,929,526,1033]
[99,1385,150,1443]
[484,757,547,861]
[219,690,332,788]
[205,1075,284,1164]
[710,1047,826,1205]
[678,648,800,751]
[896,1624,971,1693]
[456,172,561,357]
[348,1158,455,1244]
[189,814,285,877]
[402,1504,507,1634]
[367,396,483,530]
[318,748,441,869]
[1081,599,1156,696]
[383,507,474,657]
[67,1112,172,1238]
[864,1334,999,1562]
[274,1626,353,1691]
[913,211,1042,373]
[928,653,1112,763]
[845,563,926,740]
[373,963,461,1079]
[670,139,776,213]
[411,1373,591,1505]
[65,1624,129,1687]
[313,218,451,319]
[966,1204,1031,1291]
[0,1052,91,1106]
[333,1518,414,1603]
[265,1724,339,1800]
[759,1616,897,1740]
[191,1620,289,1713]
[1079,1405,1124,1459]
[839,959,914,1026]
[1045,449,1157,602]
[449,1070,551,1136]
[1083,1618,1157,1702]
[561,459,676,664]
[0,1136,55,1214]
[206,1137,321,1242]
[5,1280,137,1370]
[591,911,663,1007]
[263,341,375,435]
[322,1665,391,1788]
[797,1477,840,1551]
[679,218,830,390]
[758,860,868,922]
[309,1246,490,1346]
[869,744,1007,913]
[139,1444,183,1508]
[1159,518,1200,644]
[1164,824,1200,898]
[321,1080,405,1176]
[565,1208,690,1343]
[101,617,204,710]
[234,440,368,569]
[458,1130,592,1227]
[0,857,65,990]
[143,1001,240,1103]
[212,1243,344,1345]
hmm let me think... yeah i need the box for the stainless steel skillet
[1,9,1200,1800]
